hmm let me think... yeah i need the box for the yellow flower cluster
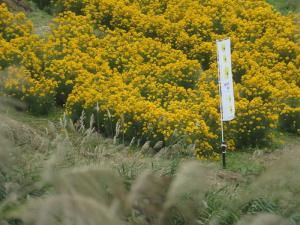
[3,66,58,114]
[228,97,279,147]
[0,3,33,69]
[0,3,32,40]
[0,4,57,114]
[1,1,300,157]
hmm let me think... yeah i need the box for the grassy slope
[267,0,300,14]
[3,101,299,174]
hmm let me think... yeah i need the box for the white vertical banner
[217,38,235,121]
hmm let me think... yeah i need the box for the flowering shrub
[228,97,278,148]
[279,107,300,134]
[2,66,58,114]
[0,3,33,69]
[0,4,56,113]
[0,4,32,41]
[51,0,89,14]
[1,1,300,157]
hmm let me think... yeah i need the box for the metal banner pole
[217,38,235,169]
[218,71,227,169]
[217,40,227,169]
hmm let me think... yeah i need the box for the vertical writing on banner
[217,38,235,121]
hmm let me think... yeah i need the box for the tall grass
[0,98,299,225]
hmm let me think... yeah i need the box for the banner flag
[217,38,235,121]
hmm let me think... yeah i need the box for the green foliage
[226,152,265,176]
[201,187,239,225]
[29,0,51,9]
[267,0,300,13]
[241,198,279,214]
[279,107,300,134]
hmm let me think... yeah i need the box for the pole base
[221,142,227,169]
[222,151,226,169]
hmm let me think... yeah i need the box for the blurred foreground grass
[0,98,300,225]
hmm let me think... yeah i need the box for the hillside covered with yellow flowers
[0,0,299,158]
